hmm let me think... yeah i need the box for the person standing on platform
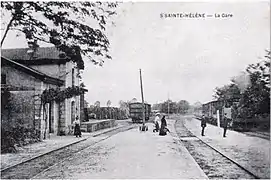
[223,107,232,138]
[73,116,82,138]
[201,115,207,136]
[153,113,160,133]
[159,115,169,136]
[223,116,231,137]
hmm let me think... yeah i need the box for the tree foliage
[87,105,128,120]
[1,1,118,66]
[213,83,241,103]
[190,101,203,115]
[119,100,129,110]
[106,100,111,107]
[213,50,270,118]
[41,86,85,103]
[152,99,190,114]
[177,100,190,114]
[118,100,130,117]
[239,50,270,116]
[94,101,100,107]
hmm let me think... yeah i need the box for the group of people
[74,113,231,138]
[201,114,231,137]
[153,113,170,136]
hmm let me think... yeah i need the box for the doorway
[49,102,54,133]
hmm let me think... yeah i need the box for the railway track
[174,119,260,179]
[1,125,136,179]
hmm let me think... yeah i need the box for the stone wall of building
[1,66,42,152]
[2,66,39,88]
[32,61,82,136]
[1,65,59,140]
[1,66,40,130]
[30,64,65,80]
[2,60,82,138]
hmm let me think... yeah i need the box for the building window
[1,74,6,84]
[72,68,75,86]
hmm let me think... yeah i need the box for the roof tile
[1,47,64,60]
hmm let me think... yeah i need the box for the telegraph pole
[139,69,147,131]
[167,92,170,118]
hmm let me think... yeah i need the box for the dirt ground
[34,120,207,179]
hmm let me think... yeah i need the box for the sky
[1,1,270,107]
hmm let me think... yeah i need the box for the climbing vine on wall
[41,86,85,103]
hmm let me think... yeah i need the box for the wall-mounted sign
[224,107,232,119]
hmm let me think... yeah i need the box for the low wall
[80,119,117,133]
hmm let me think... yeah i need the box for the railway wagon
[129,102,151,123]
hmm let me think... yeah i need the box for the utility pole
[167,92,170,118]
[139,69,147,131]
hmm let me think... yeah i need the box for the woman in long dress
[159,115,168,136]
[74,117,82,138]
[153,113,160,132]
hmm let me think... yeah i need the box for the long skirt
[159,128,167,136]
[155,122,160,131]
[74,124,81,136]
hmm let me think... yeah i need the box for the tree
[119,100,128,109]
[152,103,162,111]
[160,100,177,114]
[213,83,241,105]
[177,100,190,114]
[119,100,129,118]
[1,2,118,66]
[231,72,251,93]
[246,50,270,88]
[106,100,111,107]
[106,100,111,119]
[94,101,100,107]
[213,50,270,118]
[191,101,202,115]
[94,101,101,119]
[239,50,270,116]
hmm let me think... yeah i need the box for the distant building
[1,46,87,139]
[202,100,224,119]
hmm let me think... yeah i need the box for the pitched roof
[1,46,63,60]
[1,46,84,69]
[1,56,64,86]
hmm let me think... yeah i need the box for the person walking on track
[201,115,207,136]
[73,116,82,138]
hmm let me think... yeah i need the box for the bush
[1,124,40,153]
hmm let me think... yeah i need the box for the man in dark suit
[201,115,207,136]
[223,116,230,137]
[223,108,232,137]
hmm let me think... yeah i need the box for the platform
[81,119,117,132]
[183,115,270,179]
